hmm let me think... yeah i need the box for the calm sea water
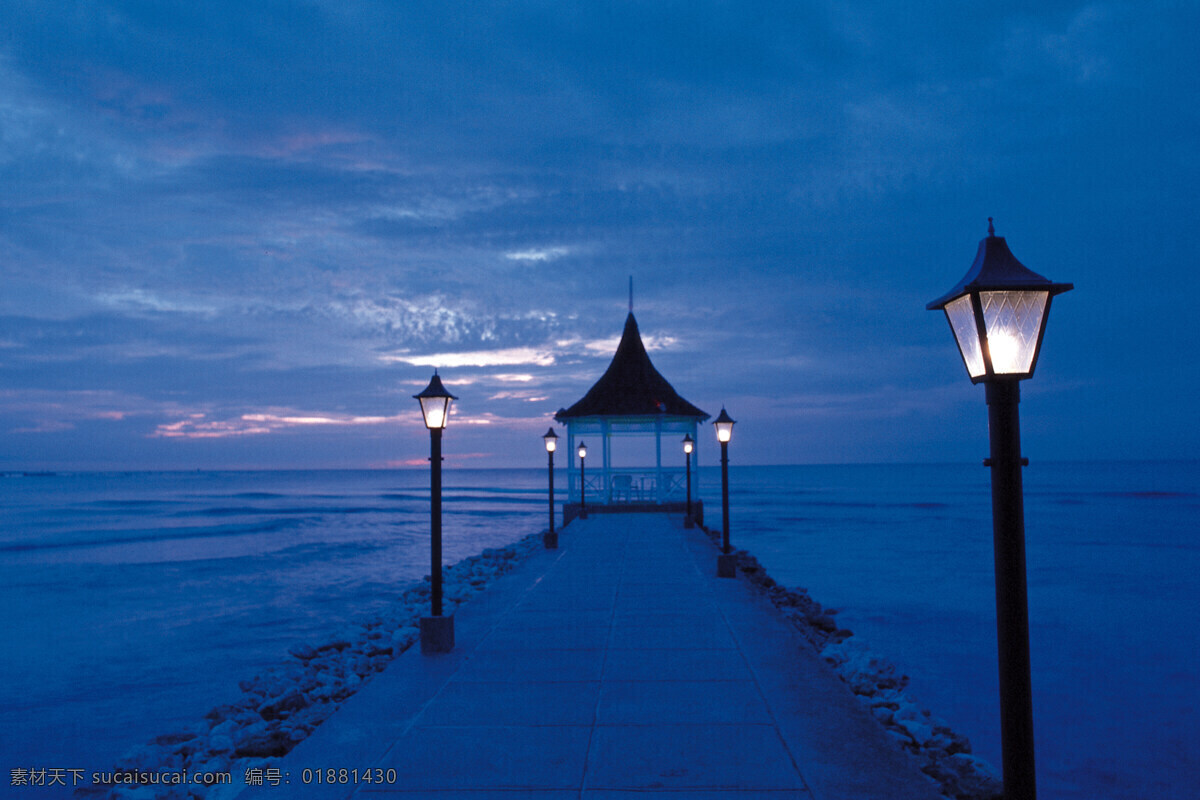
[1,462,1196,799]
[0,469,548,797]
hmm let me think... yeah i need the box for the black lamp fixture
[928,219,1072,800]
[713,408,736,578]
[682,434,695,528]
[543,428,558,548]
[577,441,588,519]
[413,371,457,654]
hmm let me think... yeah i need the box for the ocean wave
[0,519,308,553]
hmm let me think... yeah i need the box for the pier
[238,513,941,799]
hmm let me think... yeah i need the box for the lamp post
[682,434,695,528]
[927,219,1072,800]
[543,428,558,548]
[713,408,736,578]
[414,371,458,654]
[577,441,588,519]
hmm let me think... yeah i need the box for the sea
[1,462,1196,799]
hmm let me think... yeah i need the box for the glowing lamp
[578,441,588,460]
[927,219,1072,383]
[682,434,694,455]
[713,407,735,443]
[413,372,457,429]
[543,428,558,453]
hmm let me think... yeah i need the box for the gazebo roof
[555,313,709,421]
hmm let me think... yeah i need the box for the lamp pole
[928,220,1072,800]
[578,441,588,519]
[713,408,736,577]
[430,424,443,616]
[543,429,558,548]
[682,434,694,528]
[414,372,458,654]
[987,379,1035,800]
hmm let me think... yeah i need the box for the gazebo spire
[555,312,708,420]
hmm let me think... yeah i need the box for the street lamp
[414,371,458,654]
[927,219,1072,800]
[682,434,695,528]
[543,428,558,548]
[577,441,588,519]
[713,408,736,578]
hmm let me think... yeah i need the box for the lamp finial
[987,217,995,237]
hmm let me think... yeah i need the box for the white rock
[208,734,234,754]
[902,720,934,747]
[209,720,237,740]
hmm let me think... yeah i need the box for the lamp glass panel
[578,445,587,459]
[683,441,693,454]
[715,423,733,443]
[945,295,985,378]
[545,439,556,452]
[419,396,449,429]
[981,290,1047,375]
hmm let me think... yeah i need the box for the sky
[1,0,1196,471]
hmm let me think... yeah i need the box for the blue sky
[1,1,1196,470]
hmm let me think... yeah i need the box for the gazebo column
[566,425,577,503]
[655,416,664,504]
[602,419,612,505]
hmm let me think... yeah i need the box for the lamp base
[543,531,558,549]
[717,553,737,578]
[419,615,454,654]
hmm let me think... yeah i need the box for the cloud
[505,246,571,262]
[487,390,550,402]
[0,388,145,434]
[580,334,677,353]
[152,408,411,439]
[382,347,557,369]
[96,288,222,316]
[1001,4,1119,86]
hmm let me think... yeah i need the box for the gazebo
[555,312,709,523]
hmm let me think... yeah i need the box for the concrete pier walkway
[240,514,941,799]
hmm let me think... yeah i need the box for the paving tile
[378,725,591,790]
[597,680,770,725]
[585,724,804,791]
[360,792,579,798]
[496,609,613,630]
[608,617,737,650]
[517,589,616,612]
[584,792,811,799]
[418,680,601,726]
[612,594,714,616]
[602,647,751,682]
[479,624,611,651]
[452,648,606,683]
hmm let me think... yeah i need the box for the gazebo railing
[573,469,686,505]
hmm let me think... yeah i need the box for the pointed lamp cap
[927,218,1073,310]
[713,406,735,443]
